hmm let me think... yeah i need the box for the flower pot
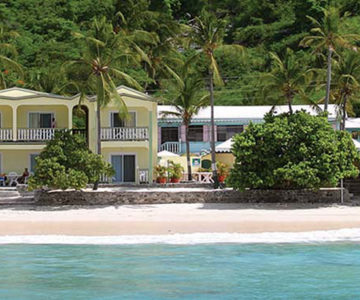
[157,177,167,184]
[218,175,226,183]
[170,177,180,183]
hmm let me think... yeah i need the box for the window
[188,125,203,142]
[217,125,244,142]
[161,127,179,144]
[30,154,39,173]
[29,112,53,128]
[111,154,136,182]
[111,112,136,128]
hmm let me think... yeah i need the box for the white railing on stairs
[159,142,181,154]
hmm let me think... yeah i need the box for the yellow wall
[158,155,202,172]
[202,153,235,168]
[0,150,40,174]
[17,105,70,128]
[0,106,12,128]
[0,87,157,183]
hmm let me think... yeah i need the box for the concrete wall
[35,188,349,205]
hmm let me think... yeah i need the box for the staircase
[344,178,360,196]
[0,187,35,205]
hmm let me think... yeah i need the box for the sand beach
[0,203,359,236]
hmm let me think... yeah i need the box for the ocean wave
[1,229,360,245]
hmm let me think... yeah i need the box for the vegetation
[154,165,167,183]
[28,131,114,190]
[168,161,184,182]
[228,111,359,190]
[160,58,209,180]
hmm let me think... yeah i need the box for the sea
[0,229,359,299]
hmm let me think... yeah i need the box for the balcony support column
[12,106,17,141]
[68,105,73,130]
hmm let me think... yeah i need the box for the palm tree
[160,60,209,181]
[0,25,23,89]
[330,51,360,131]
[262,48,314,114]
[67,17,145,189]
[190,9,243,187]
[300,6,360,112]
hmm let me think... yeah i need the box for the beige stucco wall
[0,149,41,174]
[0,106,13,128]
[17,105,70,128]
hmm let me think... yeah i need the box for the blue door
[111,155,136,183]
[111,155,123,182]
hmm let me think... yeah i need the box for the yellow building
[0,86,157,184]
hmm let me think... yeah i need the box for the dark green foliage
[228,111,359,190]
[28,131,114,190]
[1,0,360,105]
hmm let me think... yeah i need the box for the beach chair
[8,172,19,186]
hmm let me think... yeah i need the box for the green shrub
[228,111,360,190]
[28,131,114,190]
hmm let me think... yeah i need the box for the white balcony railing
[0,129,13,141]
[101,127,149,141]
[159,141,181,154]
[17,128,61,141]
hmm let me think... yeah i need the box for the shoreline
[0,203,360,236]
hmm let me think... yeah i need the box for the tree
[0,25,23,89]
[261,48,314,113]
[160,59,209,180]
[228,111,359,191]
[67,17,145,188]
[28,131,114,190]
[300,6,360,112]
[330,50,360,130]
[190,9,243,187]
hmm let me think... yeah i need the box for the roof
[0,87,76,100]
[353,139,360,150]
[158,105,337,124]
[0,86,154,102]
[215,139,233,153]
[157,150,180,157]
[346,118,360,129]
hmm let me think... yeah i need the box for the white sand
[0,203,359,235]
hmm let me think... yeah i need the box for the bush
[28,131,114,190]
[228,111,360,190]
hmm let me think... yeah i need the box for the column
[148,111,153,183]
[68,105,73,130]
[12,105,17,141]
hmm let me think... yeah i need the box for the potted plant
[168,161,184,183]
[154,165,167,184]
[217,162,229,183]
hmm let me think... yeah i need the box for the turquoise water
[0,243,359,299]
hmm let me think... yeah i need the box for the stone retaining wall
[34,188,349,206]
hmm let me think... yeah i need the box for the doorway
[111,154,136,183]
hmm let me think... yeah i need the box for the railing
[0,129,13,141]
[159,141,181,154]
[17,128,62,141]
[101,127,149,141]
[139,169,149,184]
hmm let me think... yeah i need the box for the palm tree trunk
[93,100,102,190]
[209,71,219,188]
[185,123,192,181]
[288,96,293,114]
[341,96,347,131]
[325,47,333,112]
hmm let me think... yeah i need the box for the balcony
[101,127,149,141]
[0,129,13,141]
[17,128,60,141]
